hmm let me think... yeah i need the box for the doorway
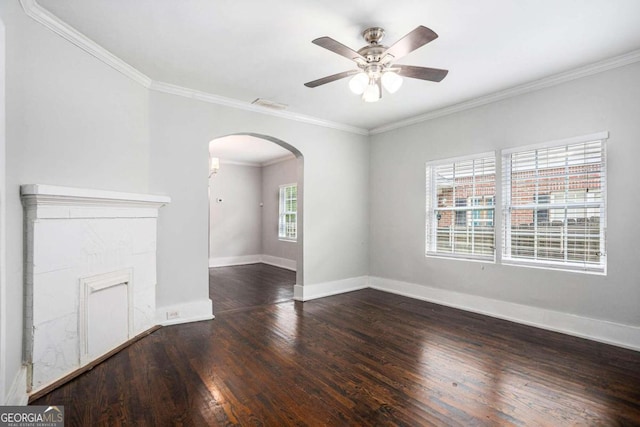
[207,134,303,314]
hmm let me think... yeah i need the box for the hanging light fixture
[381,71,403,94]
[348,73,369,95]
[348,66,403,103]
[362,78,381,102]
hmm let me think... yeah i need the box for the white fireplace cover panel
[80,269,133,365]
[21,185,170,391]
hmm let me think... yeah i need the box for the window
[426,152,496,260]
[502,132,607,273]
[278,183,297,241]
[455,198,467,226]
[470,196,495,227]
[535,194,550,224]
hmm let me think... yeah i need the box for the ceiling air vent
[251,98,288,110]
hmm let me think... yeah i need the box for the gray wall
[0,15,6,403]
[0,3,370,400]
[208,157,299,264]
[0,1,150,400]
[6,0,638,403]
[149,91,370,310]
[262,158,298,262]
[369,61,640,327]
[209,163,262,258]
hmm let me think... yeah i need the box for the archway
[207,133,303,313]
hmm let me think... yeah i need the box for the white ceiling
[36,0,640,132]
[209,135,294,165]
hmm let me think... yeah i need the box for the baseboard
[5,366,28,405]
[158,299,214,326]
[260,255,296,271]
[209,255,262,268]
[370,276,640,352]
[209,254,296,271]
[294,276,369,302]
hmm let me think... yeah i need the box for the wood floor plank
[209,263,295,314]
[32,264,640,426]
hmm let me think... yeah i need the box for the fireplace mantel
[21,185,170,393]
[21,184,171,218]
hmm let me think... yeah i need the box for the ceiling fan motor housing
[359,27,388,64]
[357,45,387,64]
[362,27,385,44]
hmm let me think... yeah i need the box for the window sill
[426,252,496,264]
[424,253,605,275]
[501,258,606,275]
[279,238,297,243]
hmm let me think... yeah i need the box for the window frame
[425,151,497,262]
[278,183,297,242]
[501,132,608,274]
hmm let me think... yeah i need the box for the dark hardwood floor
[209,263,295,314]
[33,264,640,426]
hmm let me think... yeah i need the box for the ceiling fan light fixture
[362,79,381,103]
[304,25,447,102]
[382,71,403,94]
[349,72,369,95]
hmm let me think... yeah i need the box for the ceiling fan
[304,26,448,102]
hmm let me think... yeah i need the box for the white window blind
[501,133,607,273]
[278,184,297,241]
[426,153,496,260]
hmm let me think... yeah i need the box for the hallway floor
[209,263,295,314]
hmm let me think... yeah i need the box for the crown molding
[20,0,153,88]
[218,159,261,167]
[262,154,296,167]
[21,0,640,138]
[21,0,369,136]
[149,81,369,135]
[370,49,640,135]
[216,154,295,168]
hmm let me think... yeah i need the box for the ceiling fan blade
[304,70,360,88]
[312,37,367,64]
[395,65,448,82]
[383,26,438,61]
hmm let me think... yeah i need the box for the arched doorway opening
[207,133,303,314]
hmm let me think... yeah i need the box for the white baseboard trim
[294,276,369,302]
[157,299,214,326]
[5,366,28,405]
[260,255,296,271]
[370,276,640,352]
[209,255,262,268]
[209,254,296,271]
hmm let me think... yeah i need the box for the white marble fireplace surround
[21,184,170,393]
